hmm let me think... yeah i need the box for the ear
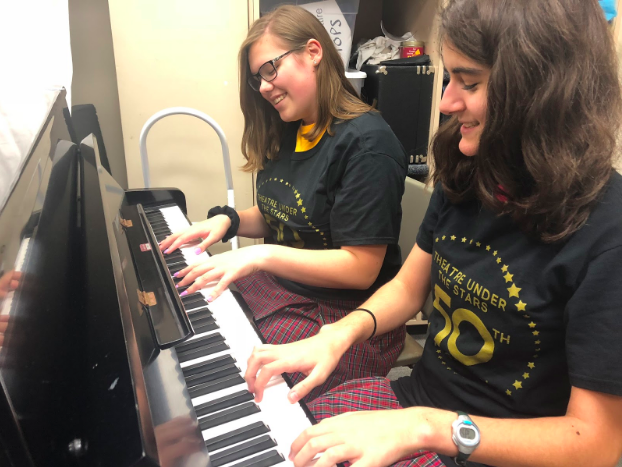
[306,39,323,67]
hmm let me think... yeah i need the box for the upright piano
[0,90,315,467]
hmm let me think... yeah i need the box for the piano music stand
[139,107,239,250]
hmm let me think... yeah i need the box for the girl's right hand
[159,214,231,255]
[244,325,348,404]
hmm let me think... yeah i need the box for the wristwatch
[451,411,480,466]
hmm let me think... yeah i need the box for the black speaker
[361,63,435,166]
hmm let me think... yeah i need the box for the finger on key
[160,232,180,252]
[204,273,235,302]
[183,270,221,296]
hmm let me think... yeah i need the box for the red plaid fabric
[308,377,445,467]
[234,271,405,402]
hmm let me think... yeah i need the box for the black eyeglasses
[248,49,296,91]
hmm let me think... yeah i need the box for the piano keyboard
[144,204,314,467]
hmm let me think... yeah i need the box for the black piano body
[0,90,315,467]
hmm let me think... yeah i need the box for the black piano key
[193,321,219,334]
[198,401,260,431]
[184,297,208,306]
[166,261,186,271]
[191,315,216,326]
[177,341,229,363]
[169,263,188,274]
[182,354,236,378]
[189,373,245,399]
[211,435,278,467]
[189,310,214,323]
[155,233,168,242]
[173,276,183,284]
[148,218,168,227]
[193,390,254,417]
[144,202,177,212]
[167,258,186,267]
[181,292,204,303]
[165,257,187,267]
[230,450,285,467]
[166,261,186,270]
[164,250,185,259]
[191,316,217,329]
[152,227,172,236]
[185,363,238,388]
[175,333,224,353]
[150,219,169,227]
[188,308,212,321]
[176,285,190,294]
[187,308,212,320]
[204,421,271,452]
[145,208,165,216]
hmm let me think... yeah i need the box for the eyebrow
[450,66,484,76]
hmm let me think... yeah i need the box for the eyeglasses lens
[259,62,277,81]
[248,62,277,91]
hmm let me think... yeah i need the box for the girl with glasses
[160,5,409,402]
[244,1,622,466]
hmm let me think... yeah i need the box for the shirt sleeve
[415,183,445,254]
[565,245,622,396]
[330,152,406,246]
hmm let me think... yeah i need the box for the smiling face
[248,33,321,125]
[439,42,491,157]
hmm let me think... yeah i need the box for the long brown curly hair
[238,5,372,172]
[432,0,622,242]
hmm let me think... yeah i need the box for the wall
[108,0,254,252]
[69,0,127,189]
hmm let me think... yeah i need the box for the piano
[0,89,316,467]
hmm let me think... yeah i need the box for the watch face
[456,424,480,447]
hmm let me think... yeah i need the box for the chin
[277,111,296,123]
[459,140,479,157]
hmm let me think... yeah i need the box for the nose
[439,81,465,116]
[259,78,274,95]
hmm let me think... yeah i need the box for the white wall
[108,0,255,252]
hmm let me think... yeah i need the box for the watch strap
[453,411,476,467]
[455,451,470,466]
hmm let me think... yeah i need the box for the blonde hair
[238,5,372,172]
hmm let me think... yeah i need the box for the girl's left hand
[290,410,417,467]
[174,245,268,301]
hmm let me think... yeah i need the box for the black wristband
[353,308,376,340]
[207,205,240,243]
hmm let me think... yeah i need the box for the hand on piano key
[244,329,347,404]
[174,246,268,301]
[289,409,414,467]
[0,269,21,301]
[159,215,231,256]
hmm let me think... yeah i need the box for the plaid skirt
[308,377,445,467]
[234,271,405,402]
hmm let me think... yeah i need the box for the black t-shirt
[392,172,622,420]
[256,112,408,301]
